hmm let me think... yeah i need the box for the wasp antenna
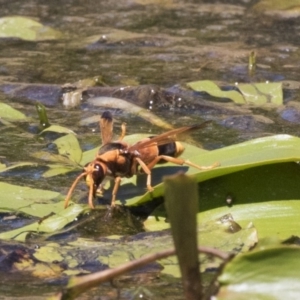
[101,111,113,121]
[64,171,88,209]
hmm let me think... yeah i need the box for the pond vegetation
[1,0,300,299]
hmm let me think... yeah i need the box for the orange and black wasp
[64,111,218,209]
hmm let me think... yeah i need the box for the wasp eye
[92,164,105,187]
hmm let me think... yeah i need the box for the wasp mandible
[64,112,218,209]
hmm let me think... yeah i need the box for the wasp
[64,111,218,209]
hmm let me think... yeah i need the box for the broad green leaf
[0,182,61,214]
[0,16,62,41]
[53,134,82,164]
[41,125,76,135]
[80,147,98,166]
[0,203,85,241]
[238,82,282,105]
[216,246,300,300]
[199,200,300,241]
[0,103,28,120]
[0,182,86,241]
[31,151,80,178]
[187,80,245,104]
[146,198,300,240]
[187,80,283,105]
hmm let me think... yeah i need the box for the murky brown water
[1,0,300,298]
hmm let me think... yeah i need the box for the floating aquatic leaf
[187,80,283,105]
[238,82,282,105]
[31,151,76,165]
[0,102,28,120]
[145,184,300,240]
[0,162,37,173]
[187,80,245,104]
[0,202,85,241]
[80,147,98,166]
[0,16,62,41]
[216,246,300,300]
[0,182,85,241]
[53,134,82,164]
[40,125,76,135]
[42,165,80,178]
[0,182,62,214]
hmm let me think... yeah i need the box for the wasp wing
[99,111,114,145]
[129,121,212,151]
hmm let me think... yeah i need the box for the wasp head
[64,161,107,209]
[85,162,106,197]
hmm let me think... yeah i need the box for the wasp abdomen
[157,141,185,161]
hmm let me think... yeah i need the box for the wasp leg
[64,171,88,209]
[135,157,154,192]
[88,178,95,209]
[119,122,127,141]
[111,176,122,207]
[146,155,220,171]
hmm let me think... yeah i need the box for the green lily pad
[0,16,62,41]
[216,246,300,300]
